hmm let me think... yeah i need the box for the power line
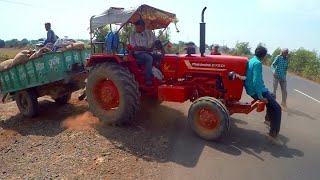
[0,0,32,6]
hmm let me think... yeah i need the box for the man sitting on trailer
[129,20,162,86]
[44,22,59,45]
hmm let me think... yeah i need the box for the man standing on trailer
[244,46,282,145]
[271,48,289,108]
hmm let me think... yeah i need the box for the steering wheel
[154,40,170,54]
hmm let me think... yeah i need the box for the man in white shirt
[129,20,162,86]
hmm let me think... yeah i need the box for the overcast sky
[0,0,319,52]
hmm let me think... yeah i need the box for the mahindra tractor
[85,5,265,141]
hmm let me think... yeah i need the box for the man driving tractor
[129,20,163,86]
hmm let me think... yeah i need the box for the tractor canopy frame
[89,4,178,54]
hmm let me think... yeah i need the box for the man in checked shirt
[271,48,289,108]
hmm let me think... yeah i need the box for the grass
[0,48,27,62]
[0,47,35,62]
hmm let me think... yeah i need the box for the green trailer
[0,49,90,117]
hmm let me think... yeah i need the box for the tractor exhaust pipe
[200,7,207,57]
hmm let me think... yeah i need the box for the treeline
[170,41,319,82]
[2,36,319,82]
[0,38,90,48]
[0,39,33,48]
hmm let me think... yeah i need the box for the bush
[266,47,320,82]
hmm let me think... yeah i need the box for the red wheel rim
[196,108,218,130]
[94,79,120,110]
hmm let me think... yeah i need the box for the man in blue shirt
[44,22,58,45]
[245,46,282,145]
[271,48,289,108]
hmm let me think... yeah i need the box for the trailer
[0,49,90,117]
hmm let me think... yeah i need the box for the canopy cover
[90,4,176,31]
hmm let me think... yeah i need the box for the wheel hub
[197,108,218,130]
[94,79,120,110]
[20,95,28,110]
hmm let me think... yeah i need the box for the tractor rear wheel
[86,62,140,125]
[188,97,230,141]
[15,89,38,118]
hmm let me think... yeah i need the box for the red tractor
[85,5,265,141]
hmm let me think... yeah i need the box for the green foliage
[119,25,134,45]
[94,25,111,42]
[19,38,29,47]
[232,41,251,56]
[5,39,19,48]
[158,27,171,42]
[286,47,319,82]
[288,48,317,74]
[266,47,281,66]
[220,45,231,54]
[264,47,320,82]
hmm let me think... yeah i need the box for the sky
[0,0,320,53]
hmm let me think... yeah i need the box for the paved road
[159,66,320,180]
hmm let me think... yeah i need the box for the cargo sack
[66,42,85,50]
[0,59,14,72]
[13,50,31,65]
[29,47,51,60]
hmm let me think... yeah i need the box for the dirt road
[0,92,179,179]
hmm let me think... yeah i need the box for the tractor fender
[86,54,123,67]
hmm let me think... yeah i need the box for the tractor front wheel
[188,97,230,141]
[15,89,38,118]
[86,62,140,125]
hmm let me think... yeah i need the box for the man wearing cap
[271,48,289,108]
[211,45,221,55]
[44,22,58,45]
[129,20,162,86]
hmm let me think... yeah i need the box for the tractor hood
[90,4,176,32]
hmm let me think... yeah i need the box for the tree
[118,25,134,45]
[265,47,281,66]
[158,27,171,42]
[0,39,5,48]
[19,38,29,47]
[289,48,317,75]
[220,45,231,54]
[233,41,251,56]
[5,39,19,48]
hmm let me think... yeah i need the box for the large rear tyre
[54,93,71,105]
[86,62,140,125]
[15,89,38,118]
[188,97,230,141]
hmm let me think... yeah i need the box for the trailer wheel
[54,93,72,105]
[188,97,230,141]
[86,62,140,125]
[15,90,38,118]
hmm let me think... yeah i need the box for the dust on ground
[0,91,187,179]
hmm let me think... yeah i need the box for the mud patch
[61,112,100,130]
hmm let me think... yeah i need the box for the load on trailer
[0,45,90,117]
